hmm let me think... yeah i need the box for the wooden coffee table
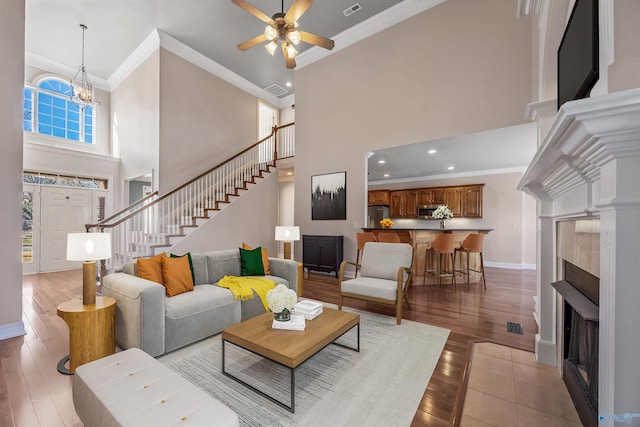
[221,307,360,413]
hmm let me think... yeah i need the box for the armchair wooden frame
[338,258,413,325]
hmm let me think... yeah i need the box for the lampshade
[275,226,300,242]
[67,233,112,261]
[265,40,278,56]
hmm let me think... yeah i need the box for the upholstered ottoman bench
[73,348,239,427]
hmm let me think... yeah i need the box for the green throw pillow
[239,247,265,276]
[170,252,195,284]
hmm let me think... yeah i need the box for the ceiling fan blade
[237,34,268,51]
[299,31,335,50]
[285,0,312,24]
[232,0,273,25]
[282,43,297,69]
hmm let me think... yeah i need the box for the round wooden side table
[57,296,116,375]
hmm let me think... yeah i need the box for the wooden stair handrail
[87,122,293,230]
[86,190,159,231]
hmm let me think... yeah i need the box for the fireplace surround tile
[514,381,581,423]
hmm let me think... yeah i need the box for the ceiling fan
[233,0,335,69]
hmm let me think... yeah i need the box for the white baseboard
[535,334,558,367]
[0,321,26,341]
[484,261,537,270]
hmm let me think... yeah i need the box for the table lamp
[67,232,112,305]
[275,226,300,260]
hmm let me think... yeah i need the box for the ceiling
[368,123,538,184]
[25,0,416,102]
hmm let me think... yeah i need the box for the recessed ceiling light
[384,174,389,177]
[428,150,436,154]
[378,160,385,164]
[287,172,292,175]
[448,166,455,170]
[285,82,292,87]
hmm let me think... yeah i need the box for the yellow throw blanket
[216,276,275,312]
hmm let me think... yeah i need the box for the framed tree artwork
[311,171,346,220]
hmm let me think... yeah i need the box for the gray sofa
[102,249,299,357]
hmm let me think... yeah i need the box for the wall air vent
[343,3,362,17]
[264,83,288,97]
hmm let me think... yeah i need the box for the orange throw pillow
[242,242,270,275]
[161,254,195,297]
[136,252,166,284]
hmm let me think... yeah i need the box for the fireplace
[552,260,599,427]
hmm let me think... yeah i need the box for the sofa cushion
[170,252,195,284]
[205,250,241,283]
[242,242,270,275]
[161,255,194,297]
[239,247,265,276]
[164,285,240,353]
[136,252,166,284]
[188,253,209,286]
[341,277,400,301]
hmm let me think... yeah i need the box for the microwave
[417,205,438,219]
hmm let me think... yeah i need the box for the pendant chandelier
[69,24,95,109]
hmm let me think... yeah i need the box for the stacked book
[272,314,305,331]
[294,300,324,320]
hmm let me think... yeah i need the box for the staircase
[87,123,294,272]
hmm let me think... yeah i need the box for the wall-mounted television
[557,0,599,109]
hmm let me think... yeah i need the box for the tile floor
[460,342,582,427]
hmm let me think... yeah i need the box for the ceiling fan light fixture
[285,42,298,58]
[265,40,278,56]
[264,25,278,41]
[287,30,301,45]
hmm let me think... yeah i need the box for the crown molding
[296,0,446,69]
[524,99,557,122]
[25,52,110,91]
[155,30,281,107]
[107,29,160,91]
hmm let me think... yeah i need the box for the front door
[40,186,93,272]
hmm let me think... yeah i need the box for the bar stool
[378,232,401,243]
[424,233,456,289]
[356,232,377,277]
[454,233,486,290]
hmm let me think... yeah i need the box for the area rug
[159,305,449,426]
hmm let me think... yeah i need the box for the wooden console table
[302,235,344,277]
[57,296,116,374]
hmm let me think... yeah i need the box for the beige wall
[171,172,279,255]
[158,49,257,192]
[0,0,25,337]
[111,50,160,198]
[294,0,533,263]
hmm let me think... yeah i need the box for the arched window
[24,77,94,144]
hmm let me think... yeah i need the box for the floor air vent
[264,84,288,97]
[507,322,524,335]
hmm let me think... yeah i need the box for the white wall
[294,0,533,264]
[0,0,25,338]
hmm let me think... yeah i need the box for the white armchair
[338,242,414,324]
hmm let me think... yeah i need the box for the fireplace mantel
[518,88,640,420]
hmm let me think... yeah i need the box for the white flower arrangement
[266,284,297,314]
[432,205,453,220]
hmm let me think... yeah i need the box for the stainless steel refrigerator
[367,205,390,228]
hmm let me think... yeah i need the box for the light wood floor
[1,267,536,426]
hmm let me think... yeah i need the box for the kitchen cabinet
[390,190,417,218]
[302,235,343,277]
[367,190,390,206]
[462,185,483,217]
[417,188,445,205]
[445,187,463,217]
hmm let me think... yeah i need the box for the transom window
[24,77,94,144]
